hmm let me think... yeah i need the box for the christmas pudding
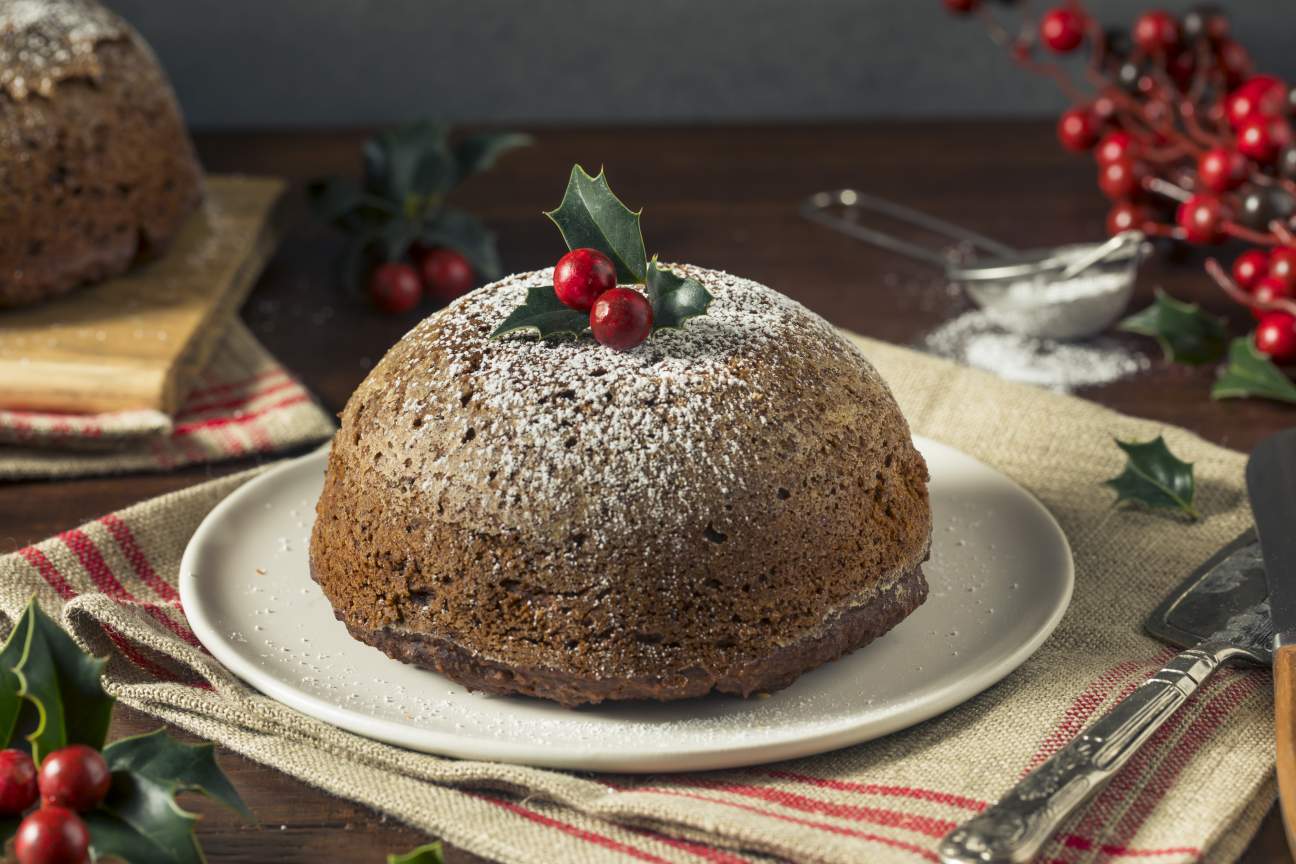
[309,168,931,706]
[0,0,203,307]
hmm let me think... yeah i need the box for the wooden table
[1,122,1290,862]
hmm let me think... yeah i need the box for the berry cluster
[942,2,1296,364]
[1,745,111,864]
[553,248,654,350]
[368,246,475,314]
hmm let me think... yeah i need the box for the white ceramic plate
[180,437,1072,772]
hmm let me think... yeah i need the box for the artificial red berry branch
[942,2,1296,367]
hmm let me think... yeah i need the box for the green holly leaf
[388,842,445,864]
[1,599,113,761]
[454,132,532,180]
[306,178,398,233]
[490,284,589,340]
[1212,336,1296,405]
[422,208,503,281]
[104,729,250,819]
[646,258,713,331]
[1117,289,1228,365]
[1103,435,1199,520]
[85,730,249,864]
[545,165,646,283]
[363,122,456,203]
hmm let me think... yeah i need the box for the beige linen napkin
[0,321,336,480]
[0,334,1272,864]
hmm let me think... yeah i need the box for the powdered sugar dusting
[0,0,124,100]
[349,265,897,559]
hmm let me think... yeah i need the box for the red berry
[1176,193,1231,244]
[553,248,617,312]
[1098,158,1145,200]
[1057,108,1098,152]
[1252,276,1294,319]
[1196,147,1248,193]
[367,263,421,314]
[1133,10,1179,53]
[1106,201,1148,237]
[942,0,979,13]
[1271,247,1296,289]
[1039,7,1084,53]
[1226,77,1288,129]
[14,807,89,864]
[1255,311,1296,362]
[1232,249,1270,290]
[0,749,37,815]
[1236,117,1291,164]
[589,288,653,351]
[38,746,110,813]
[1095,131,1135,165]
[416,247,474,303]
[1217,41,1253,88]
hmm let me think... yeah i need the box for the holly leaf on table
[490,284,589,340]
[1103,435,1199,520]
[422,207,504,281]
[84,729,250,864]
[646,258,713,331]
[1,598,113,761]
[454,132,532,180]
[363,122,456,203]
[1211,337,1296,405]
[306,178,398,233]
[1117,289,1228,366]
[545,165,647,283]
[388,842,445,864]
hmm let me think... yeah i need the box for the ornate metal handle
[938,643,1235,864]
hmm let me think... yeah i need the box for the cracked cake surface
[310,265,932,705]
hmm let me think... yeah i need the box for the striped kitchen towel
[0,320,336,480]
[0,334,1274,863]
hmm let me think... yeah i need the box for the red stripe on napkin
[466,791,676,863]
[58,529,200,648]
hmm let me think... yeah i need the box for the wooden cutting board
[0,175,285,415]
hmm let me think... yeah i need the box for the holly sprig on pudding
[491,165,714,350]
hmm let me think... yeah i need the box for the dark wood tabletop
[1,121,1291,862]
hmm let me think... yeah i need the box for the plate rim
[179,435,1074,772]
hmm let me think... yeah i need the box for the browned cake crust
[310,266,933,706]
[318,560,928,706]
[0,0,203,307]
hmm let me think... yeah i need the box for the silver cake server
[938,532,1272,864]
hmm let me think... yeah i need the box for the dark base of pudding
[321,564,929,708]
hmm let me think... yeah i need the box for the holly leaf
[1212,337,1296,405]
[104,729,250,819]
[490,284,588,340]
[454,132,532,180]
[646,259,713,331]
[85,730,249,864]
[1,599,112,761]
[306,178,398,233]
[544,165,646,283]
[422,208,503,281]
[1117,289,1228,365]
[1103,435,1199,520]
[388,842,445,864]
[363,122,455,203]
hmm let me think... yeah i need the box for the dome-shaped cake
[0,0,203,307]
[310,266,931,706]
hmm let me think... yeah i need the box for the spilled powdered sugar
[923,309,1150,392]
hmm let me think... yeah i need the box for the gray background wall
[110,1,1296,129]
